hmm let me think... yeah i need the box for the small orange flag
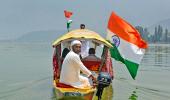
[64,10,73,18]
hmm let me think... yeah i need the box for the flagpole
[65,18,69,32]
[67,27,69,32]
[67,24,69,32]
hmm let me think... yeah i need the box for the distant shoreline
[149,43,170,46]
[1,41,169,45]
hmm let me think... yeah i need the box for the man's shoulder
[67,51,79,58]
[82,55,101,61]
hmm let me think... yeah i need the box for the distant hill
[15,29,106,43]
[148,18,170,34]
[15,30,66,43]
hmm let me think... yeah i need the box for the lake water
[0,42,170,100]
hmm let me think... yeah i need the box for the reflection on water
[0,43,170,100]
[143,44,170,67]
[113,44,170,100]
[51,88,57,100]
[128,90,138,100]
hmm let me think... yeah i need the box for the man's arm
[73,54,97,85]
[73,54,92,77]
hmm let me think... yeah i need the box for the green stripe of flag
[110,43,139,79]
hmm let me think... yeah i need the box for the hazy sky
[0,0,170,40]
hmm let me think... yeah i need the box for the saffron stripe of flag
[64,10,73,19]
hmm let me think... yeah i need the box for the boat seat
[56,82,74,88]
[82,60,102,71]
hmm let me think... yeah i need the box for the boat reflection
[128,90,138,100]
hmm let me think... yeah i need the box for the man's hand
[88,74,97,86]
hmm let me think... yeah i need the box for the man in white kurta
[59,40,95,88]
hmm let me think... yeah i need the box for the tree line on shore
[135,25,170,43]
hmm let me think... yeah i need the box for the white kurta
[59,51,92,88]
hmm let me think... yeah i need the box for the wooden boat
[52,29,114,100]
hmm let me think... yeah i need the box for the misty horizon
[1,0,170,40]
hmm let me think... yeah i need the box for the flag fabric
[107,12,148,79]
[64,10,73,18]
[64,10,73,31]
[67,19,72,29]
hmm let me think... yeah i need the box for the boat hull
[53,81,96,100]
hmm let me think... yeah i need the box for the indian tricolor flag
[107,12,148,79]
[64,10,73,31]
